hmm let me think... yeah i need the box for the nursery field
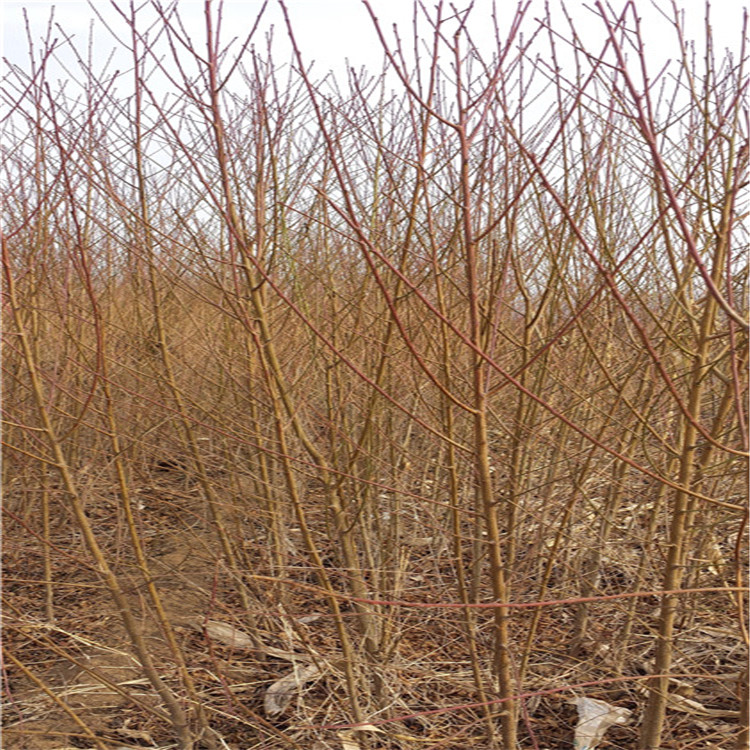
[2,1,748,748]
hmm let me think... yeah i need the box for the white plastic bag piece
[573,696,632,749]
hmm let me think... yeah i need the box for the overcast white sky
[2,0,747,87]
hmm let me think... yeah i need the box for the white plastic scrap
[573,696,632,750]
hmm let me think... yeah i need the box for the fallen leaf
[194,620,256,650]
[264,663,321,717]
[190,620,313,661]
[298,614,323,624]
[261,645,314,661]
[336,724,384,749]
[351,724,383,732]
[666,693,739,718]
[337,733,359,750]
[115,726,154,743]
